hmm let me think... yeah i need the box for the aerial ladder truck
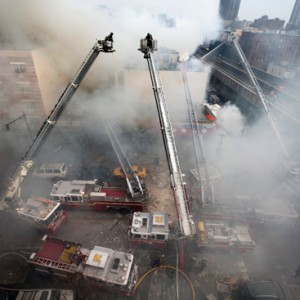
[181,66,215,208]
[138,34,195,240]
[102,118,145,198]
[1,34,115,210]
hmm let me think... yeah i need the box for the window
[40,291,49,300]
[17,82,31,94]
[11,62,26,73]
[156,234,166,240]
[68,195,80,202]
[22,99,36,110]
[0,99,8,109]
[111,258,120,271]
[142,218,148,226]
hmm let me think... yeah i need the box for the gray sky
[238,0,295,22]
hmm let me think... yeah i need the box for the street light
[5,112,33,139]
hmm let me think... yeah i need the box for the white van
[32,163,68,179]
[16,289,74,300]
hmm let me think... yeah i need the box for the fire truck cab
[16,197,67,234]
[128,212,170,249]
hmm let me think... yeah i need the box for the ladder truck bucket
[102,40,115,53]
[138,35,158,58]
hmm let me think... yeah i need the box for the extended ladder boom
[1,35,115,207]
[139,34,195,237]
[181,66,215,208]
[25,37,115,160]
[102,118,144,197]
[229,35,288,157]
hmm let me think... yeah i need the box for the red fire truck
[173,104,217,136]
[16,197,67,234]
[50,179,147,213]
[29,235,138,296]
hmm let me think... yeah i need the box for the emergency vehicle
[195,220,256,253]
[29,235,138,296]
[127,212,170,249]
[50,179,147,213]
[16,197,67,234]
[173,104,217,136]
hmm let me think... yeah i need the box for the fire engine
[173,104,217,137]
[50,179,147,213]
[195,220,256,253]
[127,212,170,249]
[16,197,67,234]
[29,235,138,296]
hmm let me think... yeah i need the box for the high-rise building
[286,0,300,31]
[219,0,241,21]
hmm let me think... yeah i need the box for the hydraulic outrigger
[1,34,115,209]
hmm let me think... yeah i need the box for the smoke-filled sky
[0,0,221,114]
[0,0,221,59]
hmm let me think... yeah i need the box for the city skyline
[238,0,295,22]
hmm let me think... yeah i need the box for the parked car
[32,163,68,180]
[113,165,147,179]
[16,289,74,300]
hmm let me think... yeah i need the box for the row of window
[52,196,82,202]
[0,99,36,110]
[0,81,34,94]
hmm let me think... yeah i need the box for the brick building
[238,31,300,77]
[251,15,285,32]
[0,50,45,130]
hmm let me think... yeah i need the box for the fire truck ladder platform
[139,37,194,237]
